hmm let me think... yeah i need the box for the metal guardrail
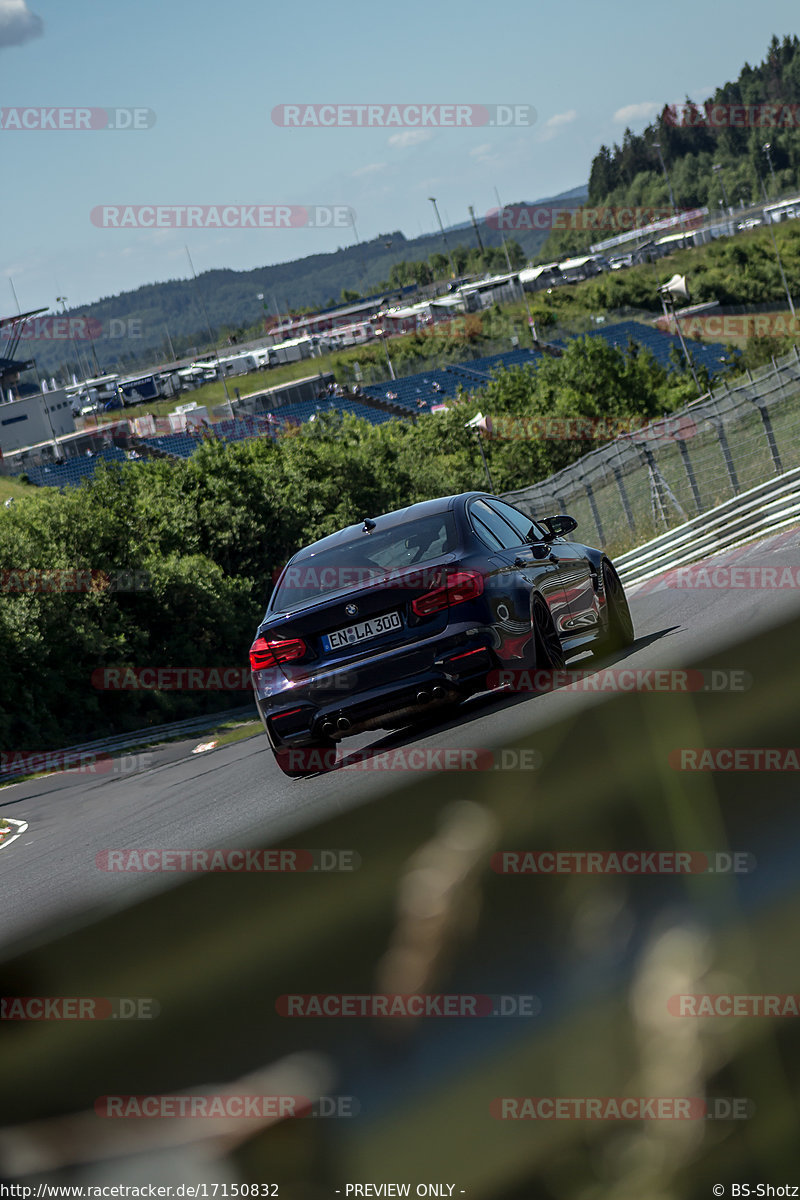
[503,344,800,556]
[0,704,258,784]
[613,465,800,589]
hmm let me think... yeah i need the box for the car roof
[288,491,492,561]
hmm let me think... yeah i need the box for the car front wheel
[595,560,635,655]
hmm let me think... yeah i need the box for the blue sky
[0,0,797,313]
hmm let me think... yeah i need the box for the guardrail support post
[612,467,636,534]
[675,438,702,514]
[753,400,783,475]
[712,421,741,496]
[583,481,604,544]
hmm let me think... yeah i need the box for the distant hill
[21,186,588,380]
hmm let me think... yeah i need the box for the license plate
[323,610,402,651]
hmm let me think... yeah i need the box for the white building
[0,389,75,456]
[764,196,800,224]
[556,255,607,282]
[519,264,564,291]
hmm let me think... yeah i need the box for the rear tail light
[412,571,484,618]
[249,636,307,670]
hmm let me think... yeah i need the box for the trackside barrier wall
[502,345,800,555]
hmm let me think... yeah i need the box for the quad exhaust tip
[336,716,351,731]
[416,690,431,704]
[431,686,445,699]
[321,720,336,736]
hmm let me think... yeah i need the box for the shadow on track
[308,625,682,778]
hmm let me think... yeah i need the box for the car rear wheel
[530,593,566,672]
[273,738,338,778]
[595,561,634,655]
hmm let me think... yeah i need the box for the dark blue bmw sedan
[249,492,634,775]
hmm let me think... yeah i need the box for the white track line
[0,818,28,851]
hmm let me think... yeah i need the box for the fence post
[710,420,741,496]
[675,436,702,514]
[612,465,636,534]
[753,399,784,475]
[583,479,605,544]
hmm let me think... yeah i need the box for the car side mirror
[543,514,578,541]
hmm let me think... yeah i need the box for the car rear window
[270,512,458,612]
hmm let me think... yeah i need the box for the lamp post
[468,205,485,256]
[185,246,232,409]
[465,412,495,492]
[712,163,730,213]
[256,292,270,337]
[657,276,704,397]
[56,295,93,387]
[653,139,683,229]
[376,329,395,380]
[493,186,538,342]
[429,197,457,281]
[759,174,796,317]
[493,185,514,274]
[763,143,776,193]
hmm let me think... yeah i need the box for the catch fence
[503,345,800,556]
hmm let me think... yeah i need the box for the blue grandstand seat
[271,398,395,426]
[578,320,734,377]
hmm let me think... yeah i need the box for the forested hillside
[540,34,800,260]
[24,190,588,381]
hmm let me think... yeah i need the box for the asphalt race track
[2,526,800,954]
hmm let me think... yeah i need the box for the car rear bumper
[255,627,499,747]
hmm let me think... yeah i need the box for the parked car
[249,492,635,776]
